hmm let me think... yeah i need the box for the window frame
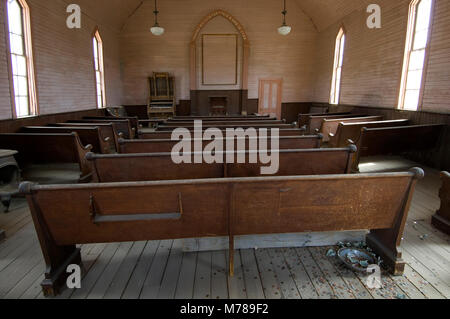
[398,0,436,111]
[330,27,346,105]
[92,28,106,109]
[4,0,38,118]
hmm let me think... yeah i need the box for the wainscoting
[0,109,106,133]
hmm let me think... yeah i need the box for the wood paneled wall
[0,0,123,120]
[120,0,318,105]
[312,0,450,114]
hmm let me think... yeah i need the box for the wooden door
[258,79,282,119]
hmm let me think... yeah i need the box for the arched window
[6,0,37,118]
[398,0,434,111]
[330,28,345,105]
[93,30,106,108]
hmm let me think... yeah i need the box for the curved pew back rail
[432,171,450,234]
[298,112,351,129]
[87,146,356,183]
[353,124,445,172]
[0,133,93,183]
[319,116,384,143]
[118,135,323,154]
[52,123,120,152]
[308,114,368,134]
[82,116,139,138]
[160,120,286,127]
[21,126,110,154]
[67,119,134,140]
[329,119,410,148]
[155,124,296,131]
[20,168,424,296]
[138,128,306,139]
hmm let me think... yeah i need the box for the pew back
[21,126,110,154]
[319,116,384,142]
[308,114,367,133]
[88,147,356,183]
[155,123,295,131]
[67,119,133,139]
[138,128,306,139]
[118,135,322,154]
[53,123,119,152]
[83,116,139,137]
[329,119,410,148]
[298,112,351,128]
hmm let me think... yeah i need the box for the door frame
[258,78,283,119]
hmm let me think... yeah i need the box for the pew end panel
[432,171,450,234]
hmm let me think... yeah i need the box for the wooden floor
[0,157,449,299]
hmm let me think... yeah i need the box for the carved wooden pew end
[432,171,450,235]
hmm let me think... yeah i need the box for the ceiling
[79,0,370,33]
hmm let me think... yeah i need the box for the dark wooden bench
[155,123,296,131]
[83,116,139,137]
[167,116,278,122]
[138,128,307,139]
[20,167,424,296]
[298,112,351,129]
[329,119,410,148]
[307,114,368,134]
[87,146,356,182]
[52,123,120,152]
[118,135,322,154]
[67,119,134,139]
[432,171,450,235]
[160,120,286,127]
[21,126,111,154]
[352,124,445,172]
[0,133,93,183]
[172,115,272,120]
[319,116,384,143]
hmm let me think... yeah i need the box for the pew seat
[0,133,93,183]
[352,124,445,172]
[20,167,424,296]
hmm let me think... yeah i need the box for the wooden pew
[308,114,368,134]
[172,115,272,120]
[21,126,111,154]
[138,128,307,139]
[83,116,139,137]
[432,171,450,235]
[87,146,356,182]
[167,117,278,122]
[156,123,296,131]
[329,119,410,148]
[118,135,323,154]
[0,133,93,183]
[20,167,424,296]
[318,116,384,143]
[352,124,445,172]
[298,112,351,129]
[52,123,120,152]
[67,119,134,139]
[160,120,286,127]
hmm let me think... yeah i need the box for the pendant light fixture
[150,0,164,36]
[278,0,292,36]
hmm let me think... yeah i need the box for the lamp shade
[278,25,292,36]
[151,25,165,36]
